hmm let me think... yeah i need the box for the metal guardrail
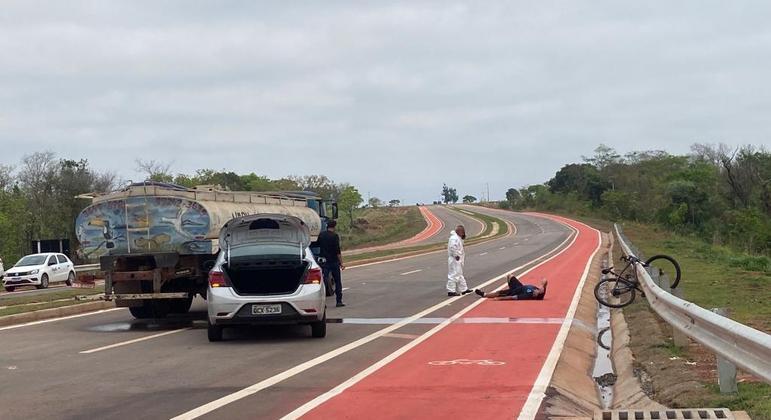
[613,224,771,384]
[74,264,100,273]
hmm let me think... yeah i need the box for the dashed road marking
[399,269,423,276]
[0,308,123,332]
[80,328,191,354]
[499,247,506,250]
[479,252,488,256]
[171,226,577,420]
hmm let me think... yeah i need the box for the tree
[462,195,477,203]
[368,197,383,208]
[289,174,338,199]
[388,199,401,207]
[548,163,608,205]
[337,185,363,227]
[135,159,173,183]
[583,144,621,171]
[441,184,458,204]
[505,188,521,206]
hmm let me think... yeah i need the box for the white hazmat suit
[447,230,468,294]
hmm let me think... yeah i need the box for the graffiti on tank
[76,197,212,261]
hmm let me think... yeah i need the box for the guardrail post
[711,308,738,393]
[671,286,690,348]
[659,273,672,293]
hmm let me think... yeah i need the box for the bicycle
[594,254,681,308]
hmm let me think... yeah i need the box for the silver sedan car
[206,214,327,341]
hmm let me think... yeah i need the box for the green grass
[619,221,770,419]
[621,222,771,332]
[340,207,427,249]
[700,383,771,420]
[0,286,104,307]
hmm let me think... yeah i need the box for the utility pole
[486,183,490,203]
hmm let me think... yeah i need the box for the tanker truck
[75,182,337,319]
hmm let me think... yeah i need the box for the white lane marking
[171,225,575,420]
[342,288,350,291]
[499,247,506,250]
[383,333,421,340]
[280,223,580,419]
[80,327,192,354]
[517,220,602,420]
[479,252,488,256]
[0,308,123,332]
[399,269,423,276]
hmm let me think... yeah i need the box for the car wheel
[169,296,194,314]
[4,286,14,292]
[208,321,223,342]
[66,271,75,286]
[37,274,49,289]
[311,313,327,338]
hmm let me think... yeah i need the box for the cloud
[1,1,769,203]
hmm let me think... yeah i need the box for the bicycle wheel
[594,278,636,308]
[644,255,681,289]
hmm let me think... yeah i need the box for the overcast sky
[1,1,770,203]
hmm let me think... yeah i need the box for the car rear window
[57,255,68,263]
[230,243,304,259]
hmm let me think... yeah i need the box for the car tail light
[209,271,230,288]
[304,267,322,284]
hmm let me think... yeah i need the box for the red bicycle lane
[295,214,601,420]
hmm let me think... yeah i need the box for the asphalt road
[421,205,485,244]
[0,209,574,420]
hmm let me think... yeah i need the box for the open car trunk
[223,256,309,295]
[219,214,314,296]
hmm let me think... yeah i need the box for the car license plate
[252,304,282,315]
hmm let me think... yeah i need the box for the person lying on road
[474,275,547,300]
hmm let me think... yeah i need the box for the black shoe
[475,289,486,297]
[447,292,460,297]
[461,289,473,295]
[336,302,346,307]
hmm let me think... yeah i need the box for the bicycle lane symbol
[428,359,506,366]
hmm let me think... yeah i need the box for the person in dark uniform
[318,220,345,307]
[474,274,547,300]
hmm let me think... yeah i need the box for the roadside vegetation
[499,143,770,258]
[0,286,103,317]
[0,152,376,265]
[338,206,426,249]
[489,142,770,418]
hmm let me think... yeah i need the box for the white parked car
[207,214,327,342]
[2,253,76,292]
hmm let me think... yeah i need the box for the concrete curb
[0,300,116,327]
[545,233,605,418]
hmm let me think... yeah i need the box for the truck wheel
[311,313,327,338]
[324,272,335,297]
[169,296,194,314]
[4,286,15,292]
[36,274,49,290]
[129,301,170,319]
[129,305,152,319]
[65,271,75,286]
[208,321,223,342]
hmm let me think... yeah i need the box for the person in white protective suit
[447,225,473,296]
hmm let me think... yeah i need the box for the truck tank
[75,183,322,262]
